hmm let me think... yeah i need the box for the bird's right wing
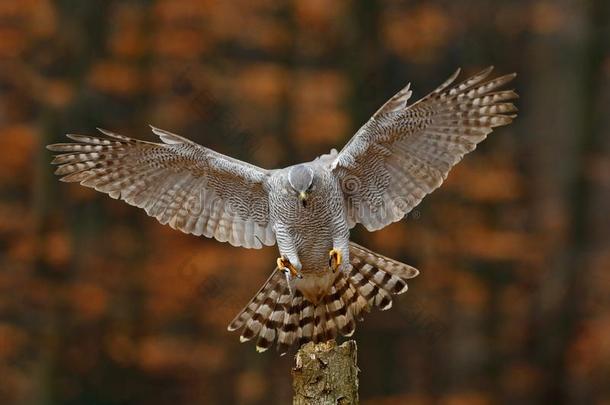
[47,127,275,248]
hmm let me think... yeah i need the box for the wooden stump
[292,340,359,405]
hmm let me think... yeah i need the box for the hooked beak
[298,191,309,207]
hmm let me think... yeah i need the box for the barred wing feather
[47,127,275,248]
[331,67,518,230]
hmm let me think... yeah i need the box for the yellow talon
[329,248,342,272]
[277,256,302,279]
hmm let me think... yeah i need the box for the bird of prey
[47,67,517,354]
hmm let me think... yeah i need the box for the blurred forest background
[1,0,609,404]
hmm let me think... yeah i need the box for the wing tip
[96,127,112,137]
[150,125,189,145]
[447,67,461,83]
[46,133,85,150]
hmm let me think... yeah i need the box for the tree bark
[292,340,359,405]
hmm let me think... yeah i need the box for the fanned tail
[227,242,419,355]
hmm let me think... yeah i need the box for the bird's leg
[328,248,342,273]
[277,255,302,279]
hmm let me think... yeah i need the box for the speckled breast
[269,167,347,275]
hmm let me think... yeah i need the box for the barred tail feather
[298,301,315,347]
[313,303,328,344]
[228,242,419,354]
[227,269,281,333]
[325,276,353,337]
[276,292,301,354]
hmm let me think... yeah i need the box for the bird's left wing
[47,127,275,248]
[331,67,518,231]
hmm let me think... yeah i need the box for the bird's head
[288,164,314,208]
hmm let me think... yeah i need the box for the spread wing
[331,67,518,231]
[47,127,275,248]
